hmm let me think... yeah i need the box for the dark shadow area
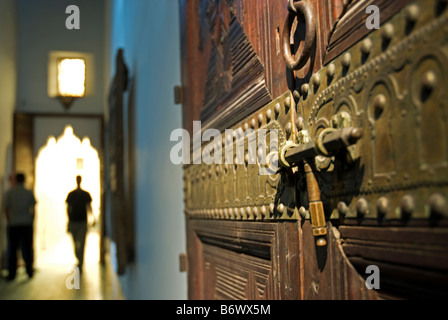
[381,38,391,52]
[405,20,416,35]
[315,238,328,271]
[436,0,447,16]
[361,52,370,65]
[342,65,349,78]
[421,86,434,103]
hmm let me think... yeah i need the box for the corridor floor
[0,230,124,300]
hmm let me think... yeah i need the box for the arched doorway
[35,125,101,267]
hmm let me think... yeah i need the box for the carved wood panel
[187,220,301,300]
[180,0,292,134]
[324,0,413,64]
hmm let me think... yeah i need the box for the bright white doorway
[34,125,101,267]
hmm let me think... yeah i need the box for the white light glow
[57,58,86,97]
[35,126,100,264]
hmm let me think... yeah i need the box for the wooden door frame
[13,111,106,264]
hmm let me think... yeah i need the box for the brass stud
[295,116,304,131]
[293,90,301,101]
[361,38,373,56]
[260,205,267,217]
[285,122,292,135]
[373,94,387,113]
[274,103,281,114]
[312,73,321,88]
[301,83,309,95]
[224,208,229,219]
[337,201,348,216]
[277,203,285,213]
[253,206,259,219]
[269,203,275,215]
[316,237,327,247]
[381,23,394,42]
[376,197,390,216]
[246,206,253,219]
[356,198,369,217]
[429,193,447,217]
[250,118,257,129]
[240,207,246,219]
[422,70,438,91]
[244,122,249,131]
[299,206,307,219]
[406,4,420,24]
[400,195,415,217]
[266,109,273,121]
[258,113,264,125]
[326,63,336,79]
[341,53,351,69]
[285,96,292,109]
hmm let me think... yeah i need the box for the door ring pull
[282,0,316,70]
[315,128,338,157]
[279,141,300,168]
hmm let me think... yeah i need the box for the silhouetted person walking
[4,173,37,281]
[66,176,94,272]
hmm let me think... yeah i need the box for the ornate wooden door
[179,0,448,299]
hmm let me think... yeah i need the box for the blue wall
[109,0,187,299]
[16,0,106,114]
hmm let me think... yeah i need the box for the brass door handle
[279,127,363,247]
[280,127,363,168]
[304,160,327,247]
[282,0,316,70]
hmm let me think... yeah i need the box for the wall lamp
[57,58,86,110]
[48,51,93,111]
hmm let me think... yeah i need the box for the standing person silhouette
[66,176,94,273]
[4,173,37,281]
